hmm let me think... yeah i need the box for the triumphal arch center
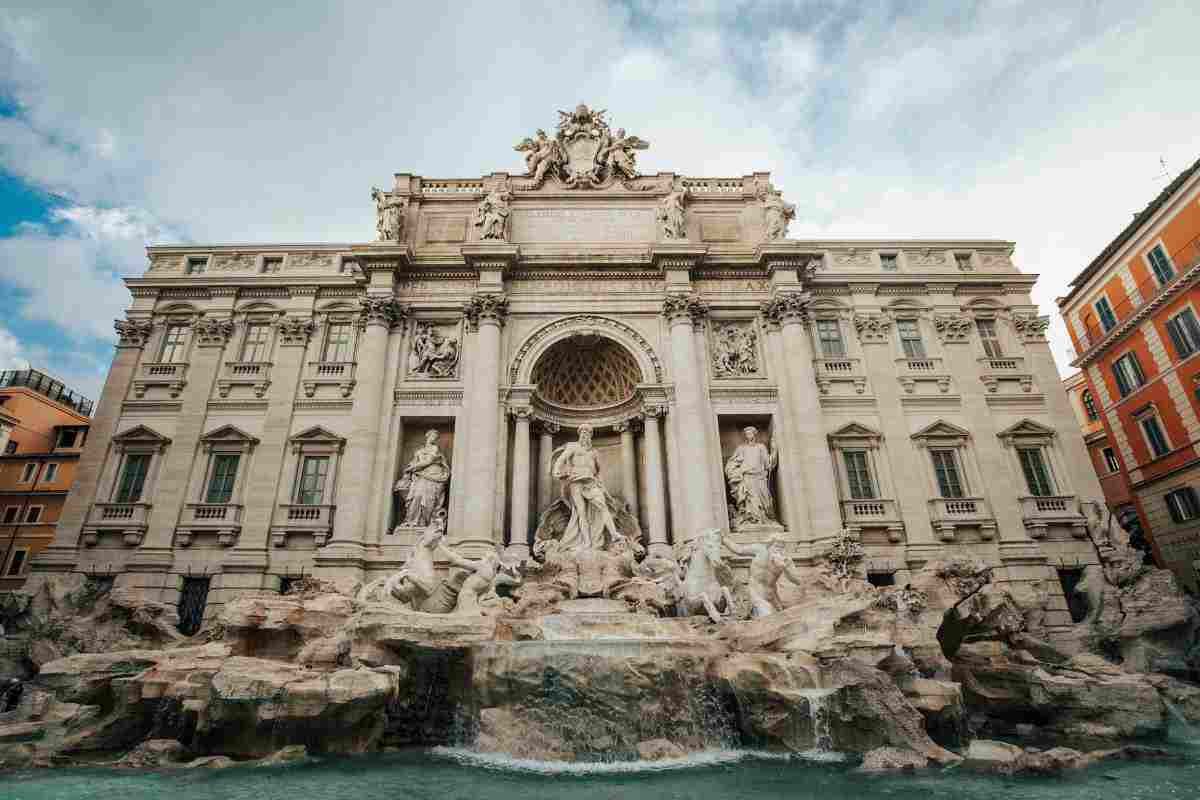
[37,104,1103,631]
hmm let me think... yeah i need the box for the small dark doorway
[177,577,211,636]
[1057,568,1087,623]
[867,571,896,588]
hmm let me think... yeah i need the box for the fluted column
[329,296,403,552]
[537,421,559,513]
[641,405,670,558]
[460,293,508,551]
[662,294,716,538]
[614,420,639,523]
[508,407,533,560]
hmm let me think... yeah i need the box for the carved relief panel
[405,319,464,380]
[709,320,764,380]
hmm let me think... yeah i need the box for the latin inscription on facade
[700,216,741,242]
[512,208,654,243]
[424,215,467,243]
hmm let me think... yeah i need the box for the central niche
[532,335,640,408]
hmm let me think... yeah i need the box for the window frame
[815,317,847,358]
[204,453,241,505]
[42,462,58,483]
[1146,242,1175,286]
[194,425,260,507]
[2,506,19,524]
[896,318,927,359]
[113,453,152,503]
[1016,446,1056,497]
[1111,351,1146,398]
[4,547,28,577]
[158,322,192,363]
[1165,306,1200,360]
[929,448,966,499]
[284,426,346,510]
[1102,446,1120,474]
[103,425,171,507]
[19,462,37,483]
[296,455,331,505]
[185,256,210,275]
[842,449,877,500]
[320,319,357,363]
[879,252,899,272]
[1135,407,1172,459]
[239,321,275,363]
[23,505,43,524]
[1165,486,1200,524]
[1081,389,1099,421]
[1094,295,1117,333]
[976,317,1003,358]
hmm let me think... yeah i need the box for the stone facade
[36,107,1102,630]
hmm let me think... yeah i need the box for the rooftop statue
[760,186,795,240]
[514,103,651,189]
[371,187,408,243]
[473,188,511,240]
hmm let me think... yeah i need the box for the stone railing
[978,356,1024,372]
[83,502,152,547]
[178,503,244,547]
[218,361,272,398]
[132,362,189,398]
[928,496,996,541]
[302,361,357,398]
[1020,495,1086,539]
[271,503,337,547]
[814,357,867,394]
[895,357,950,394]
[840,498,903,541]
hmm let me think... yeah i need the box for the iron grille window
[1148,244,1174,285]
[1081,389,1098,421]
[262,257,283,273]
[976,319,1003,358]
[1111,352,1145,397]
[240,323,272,362]
[1165,487,1200,523]
[297,456,329,505]
[160,324,190,363]
[816,319,846,357]
[1095,297,1117,332]
[205,454,240,504]
[177,577,210,636]
[1017,447,1054,496]
[186,257,208,274]
[1165,308,1200,359]
[322,323,354,362]
[114,454,150,503]
[1139,414,1170,459]
[896,320,926,359]
[1102,447,1120,473]
[843,450,875,499]
[930,449,964,498]
[880,253,898,271]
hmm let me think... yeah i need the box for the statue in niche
[395,429,451,528]
[473,187,511,240]
[408,322,460,378]
[724,426,779,528]
[676,528,737,623]
[599,128,650,181]
[721,535,806,617]
[712,323,759,377]
[760,186,795,240]
[371,187,407,242]
[656,186,688,239]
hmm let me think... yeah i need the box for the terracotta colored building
[1058,156,1200,589]
[0,369,93,587]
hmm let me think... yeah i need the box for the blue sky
[1,1,1199,401]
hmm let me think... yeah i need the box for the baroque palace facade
[35,106,1102,631]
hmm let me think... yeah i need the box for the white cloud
[0,326,26,370]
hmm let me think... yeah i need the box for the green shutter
[205,454,240,504]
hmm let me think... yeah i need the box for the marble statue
[371,187,407,242]
[712,323,759,377]
[474,188,511,240]
[722,535,805,618]
[365,512,459,612]
[408,322,460,378]
[724,426,778,528]
[395,429,450,528]
[513,104,651,188]
[549,424,622,551]
[514,128,561,184]
[676,528,737,623]
[443,548,522,615]
[599,128,650,180]
[761,187,795,240]
[656,187,688,239]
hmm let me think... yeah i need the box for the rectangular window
[19,463,36,483]
[296,456,329,505]
[186,257,208,274]
[262,256,283,274]
[1148,244,1174,285]
[1102,447,1120,473]
[1017,447,1055,496]
[879,253,898,271]
[1111,352,1145,397]
[896,320,926,359]
[240,323,272,362]
[1165,487,1200,523]
[42,463,58,483]
[955,252,973,270]
[2,507,18,524]
[205,454,240,504]
[57,429,77,448]
[322,323,354,362]
[843,450,876,499]
[159,324,190,363]
[1139,414,1170,459]
[1082,390,1099,421]
[1165,308,1200,359]
[5,549,27,577]
[4,441,15,454]
[1095,297,1117,332]
[976,319,1003,358]
[816,319,846,357]
[114,454,151,503]
[930,449,964,498]
[24,506,42,524]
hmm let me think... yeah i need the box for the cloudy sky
[1,1,1198,402]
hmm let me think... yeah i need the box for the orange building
[0,368,93,587]
[1058,155,1200,589]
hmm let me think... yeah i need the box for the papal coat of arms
[514,103,650,189]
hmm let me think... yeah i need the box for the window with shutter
[930,449,964,498]
[1148,245,1174,285]
[816,319,846,357]
[1165,308,1200,359]
[114,454,150,503]
[897,320,926,359]
[1095,297,1117,332]
[240,324,272,362]
[205,454,240,504]
[297,456,330,505]
[976,319,1003,358]
[1017,447,1054,496]
[322,324,354,362]
[843,451,875,499]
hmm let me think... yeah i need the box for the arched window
[1081,389,1098,421]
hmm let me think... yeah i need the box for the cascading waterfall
[798,689,836,753]
[1164,698,1196,742]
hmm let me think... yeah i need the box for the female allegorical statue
[396,429,451,527]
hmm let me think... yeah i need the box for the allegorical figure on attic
[371,186,406,242]
[395,428,450,528]
[514,128,561,184]
[599,128,649,180]
[724,426,779,528]
[474,187,511,240]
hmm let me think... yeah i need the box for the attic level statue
[514,103,650,188]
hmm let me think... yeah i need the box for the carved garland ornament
[509,314,663,384]
[933,314,974,343]
[853,313,893,344]
[759,292,811,325]
[463,293,509,329]
[114,317,153,348]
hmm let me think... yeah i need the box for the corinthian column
[507,406,533,560]
[613,420,639,523]
[762,292,840,546]
[640,405,670,558]
[460,293,508,552]
[662,293,716,538]
[536,420,559,513]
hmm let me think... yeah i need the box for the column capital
[661,293,708,327]
[113,317,153,349]
[642,403,667,419]
[509,406,534,421]
[535,420,560,436]
[275,315,316,346]
[193,315,236,347]
[359,296,408,330]
[760,292,811,327]
[464,292,509,330]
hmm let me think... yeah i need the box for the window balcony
[217,361,272,399]
[977,356,1034,393]
[302,361,356,398]
[1019,495,1087,539]
[133,362,189,399]
[928,496,997,541]
[814,357,868,394]
[83,502,152,546]
[895,357,951,394]
[177,503,244,547]
[270,503,337,547]
[841,498,903,542]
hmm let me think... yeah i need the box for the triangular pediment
[200,424,260,445]
[111,424,172,444]
[997,419,1057,439]
[912,420,971,440]
[288,425,345,445]
[829,422,883,440]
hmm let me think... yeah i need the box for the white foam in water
[431,747,846,774]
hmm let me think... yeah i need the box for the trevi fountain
[0,105,1198,797]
